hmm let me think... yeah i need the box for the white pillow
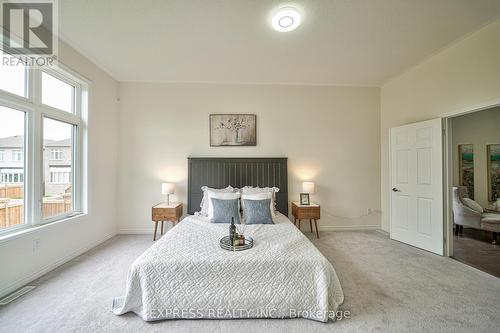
[241,192,275,220]
[199,186,234,216]
[241,186,279,195]
[241,186,279,212]
[207,191,241,220]
[462,198,484,214]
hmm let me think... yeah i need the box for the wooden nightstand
[152,202,182,241]
[291,202,321,238]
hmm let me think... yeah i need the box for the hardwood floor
[453,227,500,278]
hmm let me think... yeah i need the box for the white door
[390,118,444,255]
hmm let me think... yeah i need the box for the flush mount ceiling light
[271,7,301,32]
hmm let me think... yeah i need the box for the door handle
[392,187,401,192]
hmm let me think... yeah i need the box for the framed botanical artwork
[458,144,474,199]
[300,193,310,205]
[487,144,500,202]
[209,114,256,146]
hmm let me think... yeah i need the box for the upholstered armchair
[452,187,481,230]
[452,186,499,244]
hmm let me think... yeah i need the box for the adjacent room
[450,106,500,277]
[0,1,499,332]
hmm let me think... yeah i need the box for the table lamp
[301,181,315,205]
[302,181,315,194]
[161,182,175,205]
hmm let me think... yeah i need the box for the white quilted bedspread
[112,213,344,322]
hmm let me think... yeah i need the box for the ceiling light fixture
[271,7,301,32]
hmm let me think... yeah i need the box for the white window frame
[0,150,4,161]
[0,49,29,99]
[0,54,88,236]
[41,71,76,114]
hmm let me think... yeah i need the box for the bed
[112,158,344,322]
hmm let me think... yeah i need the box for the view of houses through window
[42,118,73,219]
[0,107,25,228]
[0,49,83,232]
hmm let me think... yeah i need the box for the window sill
[0,212,86,244]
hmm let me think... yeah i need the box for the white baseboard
[118,228,153,234]
[376,229,390,236]
[0,232,116,299]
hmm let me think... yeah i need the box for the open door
[390,118,444,255]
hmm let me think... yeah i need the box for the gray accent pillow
[243,199,274,224]
[210,198,240,224]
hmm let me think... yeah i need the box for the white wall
[0,41,119,298]
[380,19,500,231]
[117,83,380,233]
[452,106,500,207]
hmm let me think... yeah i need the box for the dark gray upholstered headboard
[187,157,288,215]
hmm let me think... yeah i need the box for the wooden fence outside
[0,194,72,228]
[0,184,23,199]
[42,195,72,218]
[0,200,23,228]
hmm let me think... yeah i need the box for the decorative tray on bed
[220,236,254,251]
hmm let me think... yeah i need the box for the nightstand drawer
[152,211,178,221]
[294,207,320,219]
[291,202,320,220]
[152,204,182,221]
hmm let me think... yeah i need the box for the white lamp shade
[161,182,175,195]
[302,181,315,194]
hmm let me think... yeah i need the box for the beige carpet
[0,231,499,333]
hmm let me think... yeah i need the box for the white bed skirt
[112,213,344,322]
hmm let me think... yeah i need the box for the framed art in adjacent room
[300,193,310,205]
[487,144,500,202]
[458,144,474,199]
[209,114,256,146]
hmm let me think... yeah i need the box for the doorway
[445,105,500,277]
[389,103,500,269]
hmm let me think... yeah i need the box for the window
[1,169,24,183]
[50,149,63,160]
[49,167,71,184]
[0,52,87,234]
[0,49,27,97]
[12,150,23,161]
[42,72,75,113]
[0,107,25,229]
[43,118,74,219]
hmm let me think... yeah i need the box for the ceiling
[59,0,500,85]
